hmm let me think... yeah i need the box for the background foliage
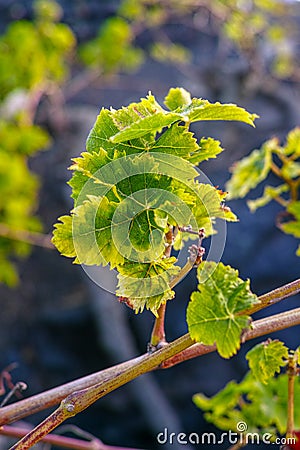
[0,0,299,448]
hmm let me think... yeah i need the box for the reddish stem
[1,425,143,450]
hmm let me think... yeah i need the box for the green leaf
[0,256,18,287]
[79,17,143,73]
[151,123,199,159]
[53,196,124,268]
[194,371,300,435]
[110,92,257,144]
[188,137,224,165]
[86,108,145,158]
[282,161,300,179]
[150,42,191,65]
[183,98,258,126]
[75,195,125,267]
[164,87,192,110]
[247,184,289,212]
[191,184,238,235]
[226,138,276,199]
[111,110,181,144]
[52,215,76,258]
[280,201,300,238]
[116,257,180,315]
[283,127,300,157]
[68,149,111,201]
[187,262,258,358]
[246,340,288,384]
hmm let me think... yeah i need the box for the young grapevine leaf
[280,201,300,238]
[164,87,192,110]
[186,262,258,358]
[246,340,288,384]
[53,88,255,313]
[247,184,289,212]
[188,137,224,165]
[117,257,180,315]
[151,123,199,159]
[79,16,144,74]
[52,215,76,258]
[226,138,276,199]
[194,372,300,435]
[111,92,257,144]
[182,98,258,125]
[283,127,300,157]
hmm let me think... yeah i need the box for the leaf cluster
[194,341,299,436]
[0,0,75,100]
[53,87,257,315]
[226,127,300,255]
[118,0,298,79]
[0,120,50,285]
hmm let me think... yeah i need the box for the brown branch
[9,334,195,449]
[161,307,300,368]
[9,307,300,448]
[286,353,298,438]
[243,278,300,316]
[1,425,143,450]
[0,224,54,249]
[1,277,299,428]
[0,358,141,427]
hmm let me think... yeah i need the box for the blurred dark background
[0,1,299,448]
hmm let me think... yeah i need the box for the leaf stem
[169,258,194,289]
[150,303,167,347]
[150,226,173,347]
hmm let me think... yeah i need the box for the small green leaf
[193,371,300,435]
[183,98,258,126]
[247,184,289,212]
[111,111,181,143]
[52,215,76,258]
[283,127,300,157]
[187,261,258,358]
[226,138,276,199]
[280,201,300,238]
[282,161,300,179]
[188,137,224,165]
[246,340,288,384]
[110,92,257,144]
[191,184,238,235]
[117,257,180,315]
[151,123,199,159]
[164,87,192,111]
[68,149,111,201]
[0,256,18,286]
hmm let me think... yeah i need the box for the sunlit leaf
[246,340,288,384]
[226,139,276,199]
[247,184,289,212]
[193,372,300,435]
[164,87,192,111]
[280,201,300,238]
[187,261,258,358]
[117,257,180,315]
